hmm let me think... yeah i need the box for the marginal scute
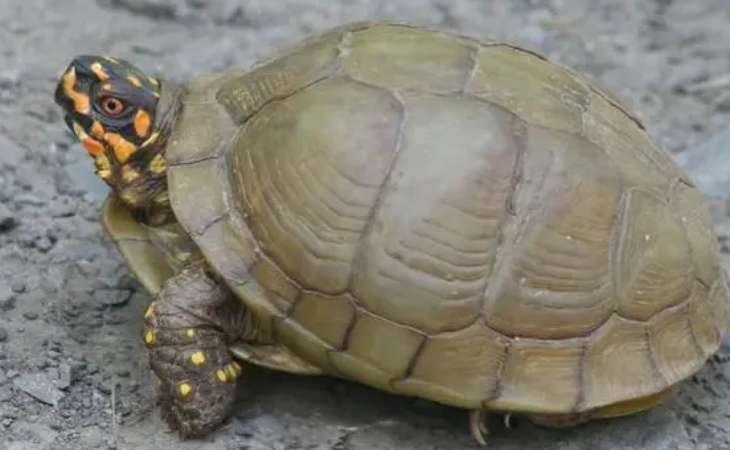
[394,321,507,409]
[345,24,472,93]
[709,274,730,336]
[466,45,590,133]
[329,309,425,391]
[216,31,340,124]
[614,188,693,320]
[273,316,335,372]
[490,338,583,413]
[582,316,661,411]
[194,215,257,284]
[168,159,228,236]
[582,92,674,190]
[250,256,300,313]
[228,77,402,293]
[649,298,703,385]
[672,181,720,287]
[484,127,619,339]
[289,292,356,349]
[687,283,719,358]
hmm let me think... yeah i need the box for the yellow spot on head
[101,83,113,91]
[121,165,140,182]
[186,329,196,338]
[142,131,160,149]
[127,75,142,87]
[178,382,192,397]
[144,304,154,319]
[94,154,112,179]
[90,62,110,81]
[143,329,155,346]
[133,109,152,138]
[81,137,104,158]
[103,56,119,64]
[104,132,137,163]
[190,351,206,366]
[62,67,91,114]
[149,153,166,174]
[216,369,228,383]
[91,121,105,139]
[148,76,159,86]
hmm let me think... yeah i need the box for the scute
[163,22,728,417]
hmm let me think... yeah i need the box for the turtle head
[54,56,180,216]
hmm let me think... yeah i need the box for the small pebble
[0,203,15,232]
[10,281,26,293]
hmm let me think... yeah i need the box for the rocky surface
[2,1,730,449]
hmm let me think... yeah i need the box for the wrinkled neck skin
[117,79,185,227]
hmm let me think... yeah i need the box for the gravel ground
[2,1,730,449]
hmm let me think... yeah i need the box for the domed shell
[164,22,730,415]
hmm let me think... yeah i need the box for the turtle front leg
[142,265,247,437]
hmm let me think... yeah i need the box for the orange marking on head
[91,121,105,138]
[62,67,91,114]
[127,75,142,87]
[104,132,137,163]
[90,62,110,81]
[133,110,152,138]
[82,137,105,157]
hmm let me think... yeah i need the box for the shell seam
[345,86,408,290]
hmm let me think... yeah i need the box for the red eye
[100,96,126,116]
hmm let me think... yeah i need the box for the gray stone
[96,288,133,307]
[0,327,7,342]
[0,133,25,167]
[0,202,15,232]
[13,373,65,407]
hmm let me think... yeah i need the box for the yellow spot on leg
[231,361,242,376]
[143,329,155,347]
[90,62,110,81]
[144,304,154,319]
[216,369,228,383]
[148,76,159,86]
[178,382,192,397]
[190,351,206,366]
[127,75,142,87]
[186,329,196,339]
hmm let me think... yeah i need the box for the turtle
[53,21,730,446]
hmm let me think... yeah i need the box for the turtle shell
[164,22,730,415]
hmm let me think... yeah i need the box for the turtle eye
[99,96,127,116]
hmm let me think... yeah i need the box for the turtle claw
[503,413,513,429]
[469,409,489,447]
